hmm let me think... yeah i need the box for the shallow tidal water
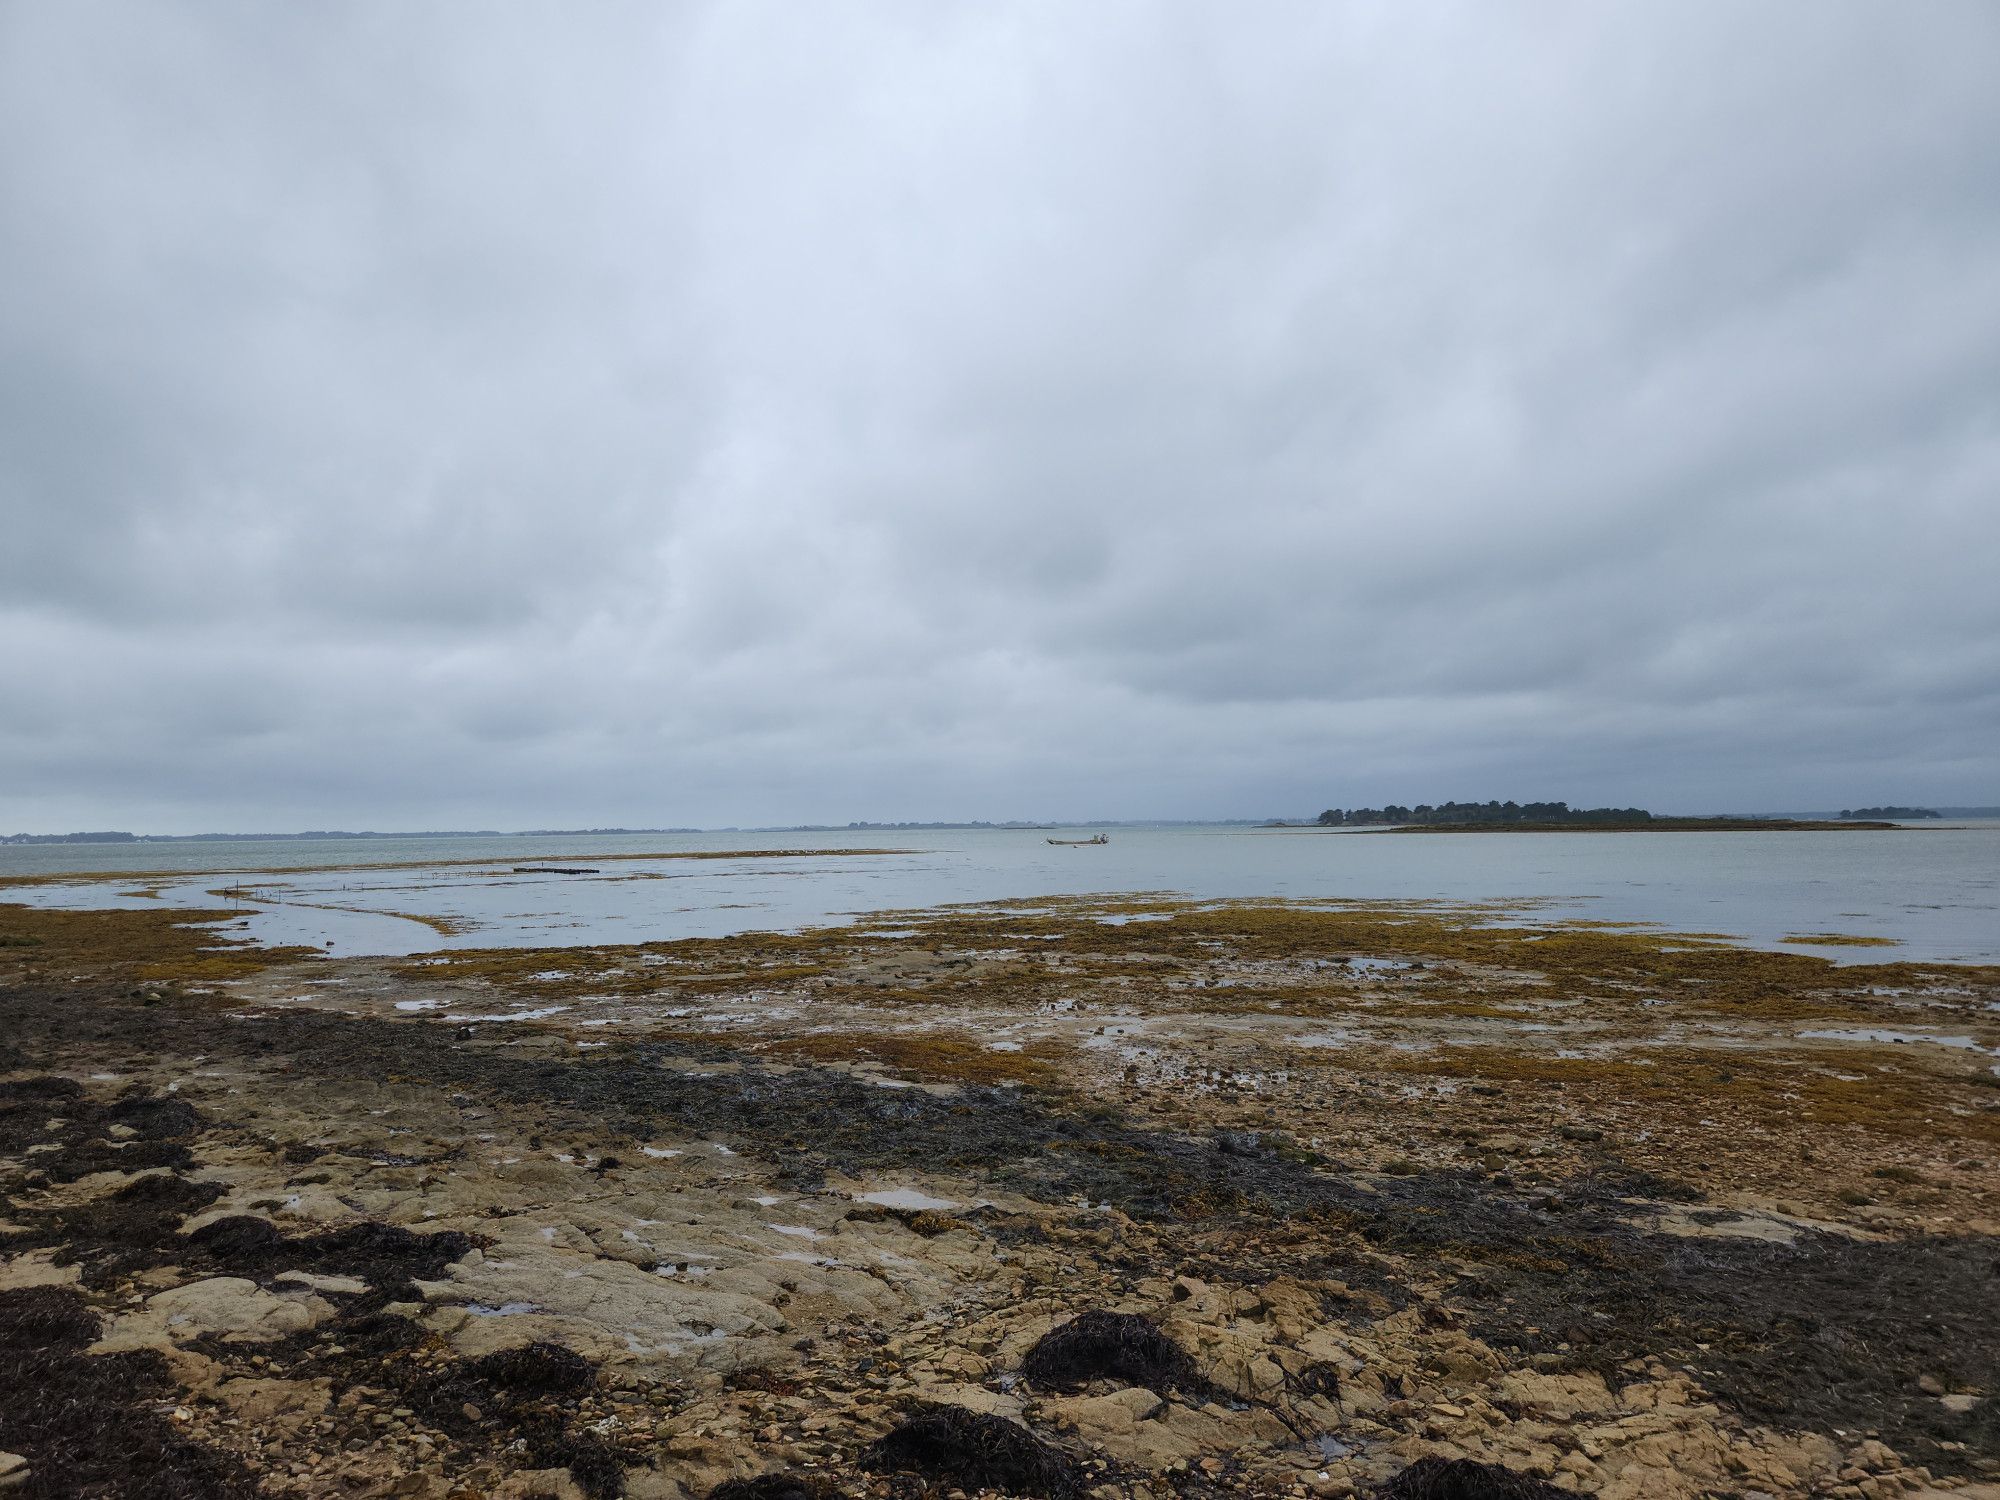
[3,820,1996,964]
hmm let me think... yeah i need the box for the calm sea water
[2,822,1996,964]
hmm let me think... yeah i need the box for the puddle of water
[466,1301,540,1316]
[394,999,443,1012]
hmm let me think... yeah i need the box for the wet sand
[2,897,1997,1500]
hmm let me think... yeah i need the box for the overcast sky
[3,3,1997,832]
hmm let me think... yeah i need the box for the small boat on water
[1046,833,1109,846]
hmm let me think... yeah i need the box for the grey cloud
[2,2,1997,831]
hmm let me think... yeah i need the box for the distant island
[1390,817,1897,833]
[1838,806,1940,820]
[0,830,141,845]
[1304,801,1903,833]
[1316,800,1651,827]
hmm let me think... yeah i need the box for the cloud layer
[4,3,1997,829]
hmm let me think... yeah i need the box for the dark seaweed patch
[0,1289,253,1500]
[182,1213,476,1291]
[1463,1228,2000,1466]
[34,1173,225,1282]
[1375,1456,1573,1498]
[110,1171,219,1211]
[234,1308,628,1500]
[707,1477,845,1500]
[184,1213,285,1259]
[1575,1159,1702,1204]
[1294,1361,1343,1401]
[18,1188,471,1304]
[0,1075,83,1104]
[467,1341,596,1394]
[862,1403,1080,1499]
[401,1353,625,1500]
[38,1137,195,1184]
[395,1357,501,1436]
[1,1083,203,1185]
[1021,1309,1202,1395]
[0,1286,101,1352]
[331,1310,428,1355]
[105,1089,200,1139]
[288,1219,476,1285]
[513,1417,627,1500]
[0,1076,82,1155]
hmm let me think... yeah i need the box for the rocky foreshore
[2,896,1997,1500]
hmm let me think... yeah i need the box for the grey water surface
[2,822,1995,964]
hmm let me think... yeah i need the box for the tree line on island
[1315,800,1652,827]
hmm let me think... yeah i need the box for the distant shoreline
[0,846,914,888]
[1378,817,1905,833]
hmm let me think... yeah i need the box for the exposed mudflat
[2,896,1997,1500]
